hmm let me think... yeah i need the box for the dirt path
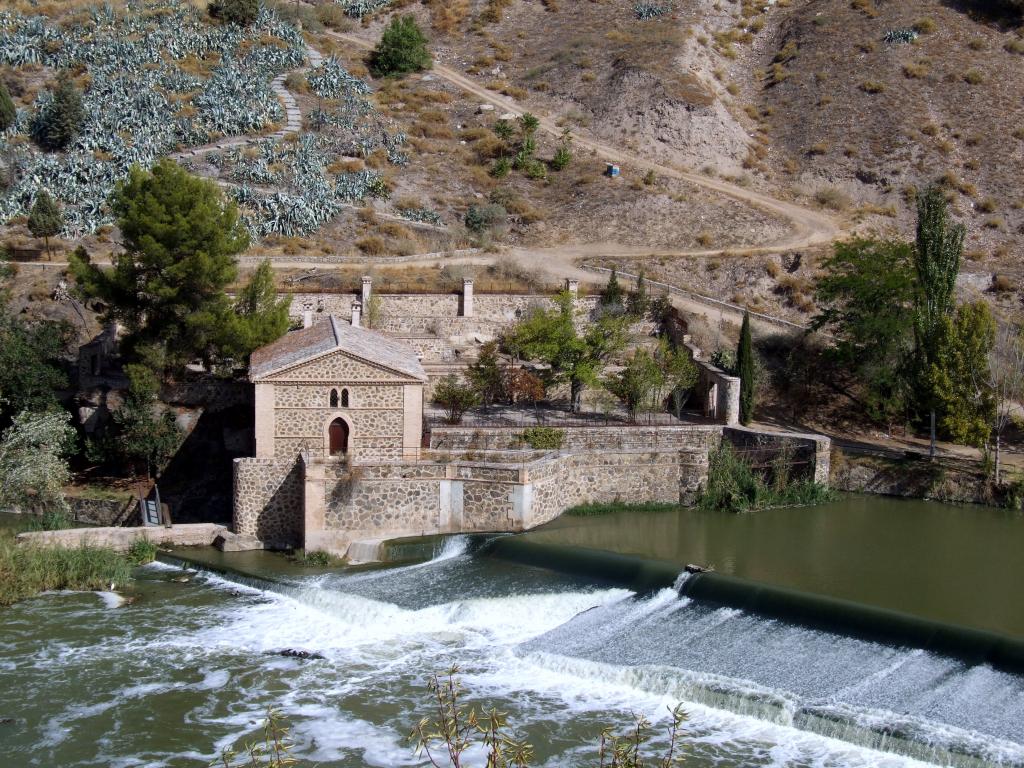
[329,31,842,255]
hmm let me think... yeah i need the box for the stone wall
[66,496,137,527]
[17,523,228,552]
[723,426,831,484]
[524,449,708,528]
[232,457,305,547]
[429,425,720,452]
[287,293,603,338]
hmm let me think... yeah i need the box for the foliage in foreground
[698,443,835,513]
[0,538,134,607]
[215,669,688,767]
[0,410,76,517]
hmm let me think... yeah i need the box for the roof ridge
[329,315,341,347]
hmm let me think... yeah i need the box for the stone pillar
[462,278,474,317]
[253,383,275,457]
[351,300,362,328]
[361,276,372,307]
[302,310,313,329]
[566,279,579,297]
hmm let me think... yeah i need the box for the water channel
[1,496,1022,768]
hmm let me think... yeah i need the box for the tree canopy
[0,309,72,428]
[813,238,916,425]
[503,292,628,412]
[0,410,75,516]
[370,16,432,77]
[70,160,250,372]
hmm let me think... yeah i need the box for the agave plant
[337,0,393,19]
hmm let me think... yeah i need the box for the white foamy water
[2,557,1021,768]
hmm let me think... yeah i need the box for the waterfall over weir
[147,539,1024,768]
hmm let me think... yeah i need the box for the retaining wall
[429,424,719,452]
[16,523,228,552]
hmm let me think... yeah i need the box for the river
[0,498,1022,767]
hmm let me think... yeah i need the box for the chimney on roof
[351,300,362,328]
[302,309,313,329]
[361,275,372,307]
[462,278,474,318]
[566,279,579,298]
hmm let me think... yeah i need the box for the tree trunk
[44,235,51,261]
[929,409,936,459]
[570,377,583,414]
[995,432,1002,485]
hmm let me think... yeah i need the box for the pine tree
[913,186,965,456]
[69,159,249,370]
[33,73,85,151]
[27,190,62,260]
[370,16,432,77]
[0,79,16,132]
[737,310,755,425]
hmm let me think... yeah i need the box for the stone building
[232,284,829,559]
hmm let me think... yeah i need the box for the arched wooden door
[328,418,349,456]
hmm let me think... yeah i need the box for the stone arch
[322,412,354,458]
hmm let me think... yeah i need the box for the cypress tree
[0,80,16,132]
[600,266,624,310]
[628,269,650,318]
[737,310,755,425]
[28,190,62,261]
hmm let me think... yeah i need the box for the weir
[483,537,1024,676]
[136,537,1024,768]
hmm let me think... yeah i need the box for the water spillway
[3,525,1024,767]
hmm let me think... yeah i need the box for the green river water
[1,497,1022,768]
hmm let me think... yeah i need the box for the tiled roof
[249,316,426,382]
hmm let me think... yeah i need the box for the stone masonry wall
[525,449,708,528]
[233,457,304,547]
[722,427,831,484]
[430,425,720,452]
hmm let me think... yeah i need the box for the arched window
[329,389,339,408]
[341,388,350,408]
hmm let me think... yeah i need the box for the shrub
[521,426,565,450]
[464,203,506,233]
[490,157,511,178]
[962,68,985,84]
[991,274,1015,294]
[433,375,479,424]
[126,537,159,566]
[551,145,572,171]
[0,540,133,607]
[859,80,886,94]
[0,80,15,132]
[914,17,937,34]
[370,16,432,77]
[208,0,259,25]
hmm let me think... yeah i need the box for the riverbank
[831,449,1020,507]
[0,513,156,606]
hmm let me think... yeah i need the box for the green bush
[551,145,572,171]
[126,537,159,566]
[490,157,511,178]
[698,442,835,513]
[566,501,679,516]
[208,0,259,26]
[521,426,565,450]
[370,16,432,77]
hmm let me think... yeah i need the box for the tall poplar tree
[737,310,755,425]
[913,186,965,456]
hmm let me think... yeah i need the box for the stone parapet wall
[233,457,304,547]
[429,425,720,452]
[66,496,137,527]
[723,426,831,484]
[16,523,228,552]
[524,449,708,529]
